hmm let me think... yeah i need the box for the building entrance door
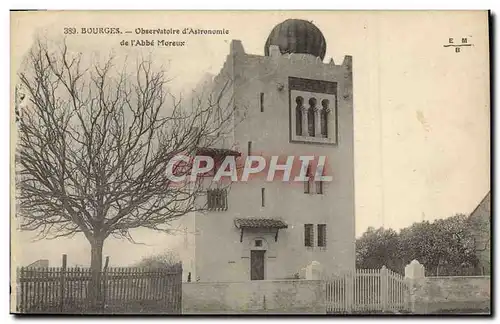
[250,250,265,280]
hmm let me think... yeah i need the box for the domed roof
[264,19,327,60]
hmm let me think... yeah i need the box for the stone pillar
[405,260,425,279]
[301,106,308,137]
[314,106,321,137]
[305,261,323,280]
[404,260,425,313]
[328,95,336,142]
[326,108,333,140]
[345,270,354,312]
[328,95,335,132]
[380,265,389,312]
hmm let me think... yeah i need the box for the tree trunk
[88,238,104,312]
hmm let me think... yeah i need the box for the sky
[11,11,490,267]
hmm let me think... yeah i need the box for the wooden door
[250,250,265,280]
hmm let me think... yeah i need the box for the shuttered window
[304,224,314,247]
[207,189,228,211]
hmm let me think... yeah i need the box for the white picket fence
[326,266,409,313]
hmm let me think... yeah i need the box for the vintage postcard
[10,10,491,315]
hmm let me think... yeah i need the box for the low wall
[184,262,491,314]
[410,276,490,314]
[183,280,325,314]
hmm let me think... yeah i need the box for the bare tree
[15,37,237,308]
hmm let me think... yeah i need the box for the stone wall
[405,260,491,314]
[409,276,490,314]
[183,260,491,314]
[182,279,325,314]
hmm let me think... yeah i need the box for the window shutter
[207,190,212,210]
[318,224,326,247]
[304,224,314,247]
[304,166,311,194]
[316,181,323,194]
[217,189,222,210]
[223,189,228,210]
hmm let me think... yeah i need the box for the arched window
[295,96,303,136]
[321,99,329,138]
[308,98,316,137]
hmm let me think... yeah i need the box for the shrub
[133,250,181,269]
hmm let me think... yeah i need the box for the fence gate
[326,266,410,313]
[15,263,182,314]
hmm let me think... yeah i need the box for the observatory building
[178,19,355,282]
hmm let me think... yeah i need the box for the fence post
[345,270,354,313]
[102,256,109,312]
[178,263,183,314]
[380,266,388,312]
[60,254,67,312]
[404,260,425,313]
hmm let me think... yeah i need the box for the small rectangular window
[248,141,252,156]
[304,166,311,194]
[318,224,327,247]
[255,239,262,247]
[260,93,264,112]
[304,224,314,247]
[261,188,265,207]
[316,181,323,194]
[207,189,228,211]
